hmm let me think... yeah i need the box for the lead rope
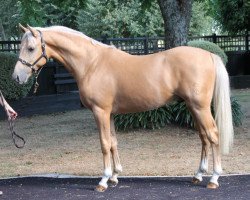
[33,67,43,94]
[0,90,25,148]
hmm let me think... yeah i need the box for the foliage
[230,97,244,127]
[0,0,21,39]
[114,97,243,131]
[18,0,87,29]
[77,0,214,38]
[196,0,250,34]
[188,40,228,65]
[1,0,235,40]
[215,0,250,33]
[171,101,195,128]
[114,106,172,131]
[77,0,164,38]
[0,52,34,100]
[217,0,250,33]
[43,0,87,28]
[189,1,214,36]
[171,97,243,128]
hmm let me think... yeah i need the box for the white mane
[38,26,114,49]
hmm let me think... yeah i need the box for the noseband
[18,30,48,73]
[18,30,48,93]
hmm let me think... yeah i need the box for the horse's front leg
[108,115,122,187]
[93,108,112,192]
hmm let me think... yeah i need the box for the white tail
[212,54,234,154]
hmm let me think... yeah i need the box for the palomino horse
[13,24,234,192]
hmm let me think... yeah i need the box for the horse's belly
[113,90,173,114]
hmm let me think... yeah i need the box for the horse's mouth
[12,75,27,85]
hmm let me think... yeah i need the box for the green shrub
[188,40,228,65]
[229,97,243,127]
[171,101,195,128]
[114,106,173,131]
[171,97,243,128]
[0,52,34,100]
[114,97,243,131]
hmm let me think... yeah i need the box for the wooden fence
[1,33,249,95]
[1,33,249,54]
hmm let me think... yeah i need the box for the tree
[157,0,193,49]
[45,0,87,28]
[0,0,21,39]
[212,0,250,34]
[189,1,214,36]
[17,0,87,28]
[196,0,250,34]
[77,0,164,38]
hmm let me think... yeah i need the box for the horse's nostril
[16,76,20,82]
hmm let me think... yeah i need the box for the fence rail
[0,40,20,54]
[191,34,249,52]
[1,33,249,54]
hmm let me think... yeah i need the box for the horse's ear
[19,23,28,33]
[27,24,38,37]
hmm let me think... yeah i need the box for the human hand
[6,105,18,120]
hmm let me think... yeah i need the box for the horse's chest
[78,84,106,109]
[78,88,94,109]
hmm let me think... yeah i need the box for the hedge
[0,52,34,100]
[188,40,228,65]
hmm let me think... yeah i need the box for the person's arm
[0,94,18,120]
[0,95,3,106]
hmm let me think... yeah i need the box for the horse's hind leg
[189,106,222,189]
[192,132,210,184]
[208,141,222,188]
[108,115,122,187]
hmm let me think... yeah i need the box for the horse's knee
[111,143,118,153]
[101,141,111,154]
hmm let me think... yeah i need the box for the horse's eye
[28,47,34,52]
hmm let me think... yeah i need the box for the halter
[18,30,48,93]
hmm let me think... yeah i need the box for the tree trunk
[157,0,192,49]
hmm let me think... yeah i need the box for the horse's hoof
[108,179,118,187]
[192,177,201,184]
[95,185,107,192]
[207,182,219,189]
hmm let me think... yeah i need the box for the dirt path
[0,90,249,178]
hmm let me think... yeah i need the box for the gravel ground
[0,89,249,178]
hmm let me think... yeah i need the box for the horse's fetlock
[200,168,208,174]
[114,165,123,174]
[104,168,112,178]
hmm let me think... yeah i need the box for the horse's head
[12,24,47,84]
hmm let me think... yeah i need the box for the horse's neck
[44,30,98,76]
